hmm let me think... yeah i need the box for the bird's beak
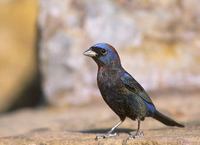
[83,49,97,57]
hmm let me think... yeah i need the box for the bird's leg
[128,119,144,139]
[95,120,123,140]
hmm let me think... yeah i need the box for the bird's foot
[128,131,144,139]
[122,131,144,145]
[95,132,118,140]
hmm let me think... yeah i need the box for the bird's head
[84,43,121,67]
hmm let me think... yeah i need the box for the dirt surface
[0,93,199,145]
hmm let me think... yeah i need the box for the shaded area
[80,128,134,134]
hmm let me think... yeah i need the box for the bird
[83,43,184,139]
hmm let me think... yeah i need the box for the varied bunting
[84,43,184,139]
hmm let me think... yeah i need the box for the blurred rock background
[39,0,200,106]
[0,0,200,110]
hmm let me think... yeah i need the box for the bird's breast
[97,68,125,98]
[97,69,118,89]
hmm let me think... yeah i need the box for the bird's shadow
[79,128,135,134]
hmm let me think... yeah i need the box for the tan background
[0,0,37,111]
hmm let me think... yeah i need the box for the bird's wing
[120,72,154,105]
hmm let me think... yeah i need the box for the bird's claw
[95,132,118,140]
[128,131,144,139]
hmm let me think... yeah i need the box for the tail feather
[153,110,184,128]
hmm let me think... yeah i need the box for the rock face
[0,93,199,145]
[39,0,200,106]
[1,128,200,145]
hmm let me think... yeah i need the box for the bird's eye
[101,49,107,55]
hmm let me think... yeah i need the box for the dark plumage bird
[83,43,184,139]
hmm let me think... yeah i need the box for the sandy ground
[0,92,199,145]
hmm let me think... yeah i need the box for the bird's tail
[153,110,184,128]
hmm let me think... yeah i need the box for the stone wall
[39,0,200,106]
